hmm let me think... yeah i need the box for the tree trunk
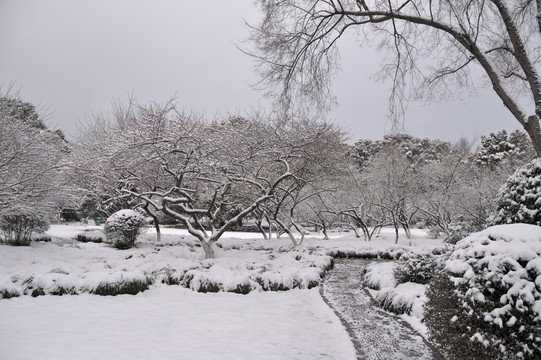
[283,228,299,246]
[351,226,360,238]
[256,218,268,240]
[275,218,299,246]
[154,222,161,242]
[201,241,215,259]
[143,203,161,242]
[525,115,541,157]
[266,214,273,239]
[322,227,329,240]
[402,223,411,239]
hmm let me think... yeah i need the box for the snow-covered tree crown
[489,158,541,226]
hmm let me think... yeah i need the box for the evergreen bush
[425,225,541,359]
[103,209,145,249]
[490,158,541,226]
[393,251,436,284]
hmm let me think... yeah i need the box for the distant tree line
[1,93,537,255]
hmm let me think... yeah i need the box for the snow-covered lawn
[0,287,355,360]
[0,223,444,359]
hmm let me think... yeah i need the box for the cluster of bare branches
[249,0,541,155]
[70,101,347,258]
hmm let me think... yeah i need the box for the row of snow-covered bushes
[0,209,144,249]
[0,248,333,299]
[363,224,541,360]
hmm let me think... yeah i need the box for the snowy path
[321,259,441,360]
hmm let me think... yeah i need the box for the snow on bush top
[490,158,541,226]
[105,210,145,230]
[445,224,541,356]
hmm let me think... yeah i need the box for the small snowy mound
[445,224,541,358]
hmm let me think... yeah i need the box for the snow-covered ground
[0,223,444,359]
[1,287,355,360]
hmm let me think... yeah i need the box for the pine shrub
[490,158,541,226]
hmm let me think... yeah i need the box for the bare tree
[250,117,348,245]
[72,102,347,258]
[249,0,541,156]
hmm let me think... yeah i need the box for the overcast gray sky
[0,0,522,143]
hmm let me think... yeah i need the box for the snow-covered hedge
[363,259,431,317]
[490,158,541,226]
[0,246,333,298]
[327,247,405,260]
[435,224,541,359]
[104,210,146,249]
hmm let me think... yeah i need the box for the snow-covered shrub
[375,282,426,315]
[75,233,103,243]
[426,224,541,360]
[363,262,396,290]
[424,271,502,360]
[91,277,152,296]
[32,234,51,242]
[490,158,541,226]
[394,251,436,284]
[0,212,50,246]
[103,209,145,249]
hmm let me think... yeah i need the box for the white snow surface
[0,287,356,360]
[0,223,445,359]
